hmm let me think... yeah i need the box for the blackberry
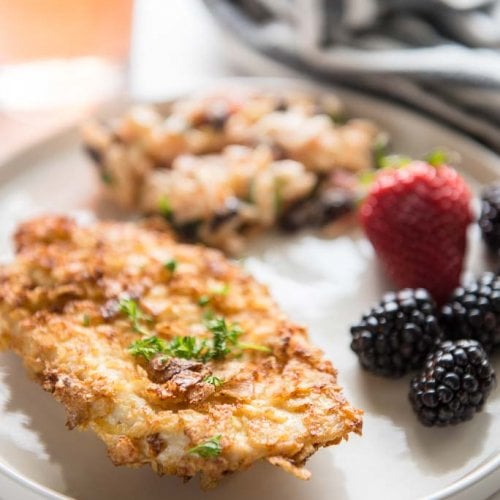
[409,340,496,426]
[479,183,500,254]
[441,272,500,354]
[350,289,443,377]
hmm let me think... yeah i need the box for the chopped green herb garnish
[203,309,215,321]
[203,316,243,360]
[101,171,113,185]
[128,336,168,360]
[128,314,269,362]
[158,195,173,220]
[210,283,230,296]
[164,258,177,273]
[129,335,202,360]
[198,295,211,307]
[237,342,272,353]
[273,178,285,216]
[425,149,449,167]
[198,284,229,307]
[358,170,376,186]
[188,435,222,458]
[204,375,223,387]
[378,154,412,169]
[119,297,152,335]
[167,335,207,360]
[328,112,347,125]
[373,133,389,169]
[82,313,90,327]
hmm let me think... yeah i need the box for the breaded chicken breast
[0,216,362,489]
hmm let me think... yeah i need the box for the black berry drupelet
[350,289,443,377]
[479,183,500,254]
[409,340,496,426]
[441,272,500,354]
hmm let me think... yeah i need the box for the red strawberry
[360,161,473,304]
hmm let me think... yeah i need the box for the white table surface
[0,1,498,499]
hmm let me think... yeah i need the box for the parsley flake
[203,316,241,360]
[167,335,207,359]
[328,112,347,125]
[237,342,272,353]
[164,259,177,273]
[425,149,449,167]
[273,177,285,216]
[158,195,173,220]
[210,283,230,296]
[128,335,202,360]
[373,133,389,169]
[204,375,223,387]
[378,154,412,169]
[198,295,210,307]
[101,171,113,185]
[119,297,151,335]
[128,336,168,360]
[203,309,215,321]
[129,314,270,362]
[82,314,91,327]
[188,435,222,458]
[198,284,229,307]
[358,170,376,187]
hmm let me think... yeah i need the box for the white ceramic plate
[0,78,499,500]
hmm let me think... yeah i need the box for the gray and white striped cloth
[204,0,500,153]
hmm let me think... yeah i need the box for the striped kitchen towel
[204,0,500,153]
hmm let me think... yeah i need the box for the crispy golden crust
[0,216,362,488]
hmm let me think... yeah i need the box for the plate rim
[0,459,70,500]
[0,75,498,500]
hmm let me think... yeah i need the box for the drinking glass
[0,0,133,110]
